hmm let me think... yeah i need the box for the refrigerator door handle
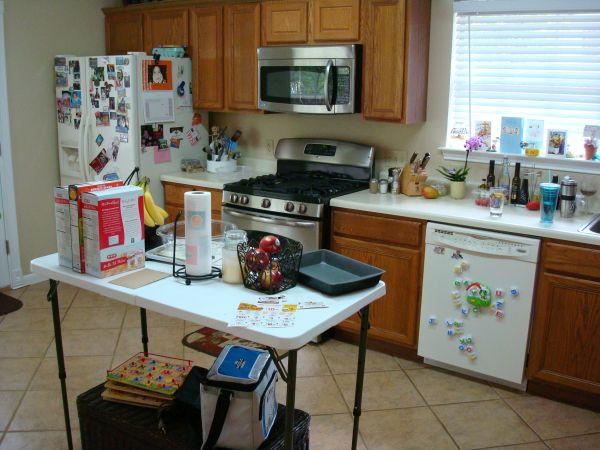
[84,112,94,181]
[78,113,88,181]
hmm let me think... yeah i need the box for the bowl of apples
[237,231,303,294]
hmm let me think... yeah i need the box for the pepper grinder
[559,176,578,218]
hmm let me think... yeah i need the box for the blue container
[540,183,560,223]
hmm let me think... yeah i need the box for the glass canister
[222,229,247,284]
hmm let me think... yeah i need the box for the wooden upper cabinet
[362,0,430,123]
[224,3,261,111]
[190,6,224,110]
[105,12,144,55]
[262,0,308,45]
[142,8,189,55]
[312,0,360,42]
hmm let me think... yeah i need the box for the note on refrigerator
[143,91,174,123]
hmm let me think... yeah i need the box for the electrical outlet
[265,139,275,156]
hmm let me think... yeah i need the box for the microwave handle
[324,59,333,111]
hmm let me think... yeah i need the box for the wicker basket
[237,231,303,295]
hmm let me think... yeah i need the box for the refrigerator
[55,53,208,205]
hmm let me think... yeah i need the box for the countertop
[331,189,599,245]
[160,169,260,190]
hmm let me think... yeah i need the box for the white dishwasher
[418,223,540,388]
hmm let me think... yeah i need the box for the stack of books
[102,353,192,408]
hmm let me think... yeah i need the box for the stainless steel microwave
[257,45,361,114]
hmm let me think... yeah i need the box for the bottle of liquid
[498,156,511,198]
[510,162,521,204]
[518,178,529,207]
[486,160,496,188]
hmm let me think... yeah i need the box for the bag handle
[202,389,233,450]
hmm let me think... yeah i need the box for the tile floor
[1,282,599,450]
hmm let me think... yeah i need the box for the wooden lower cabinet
[162,182,222,222]
[527,240,600,410]
[330,208,424,358]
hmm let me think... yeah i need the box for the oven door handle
[225,209,316,228]
[324,59,333,112]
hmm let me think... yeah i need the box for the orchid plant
[437,135,483,182]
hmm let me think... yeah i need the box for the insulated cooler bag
[200,345,278,450]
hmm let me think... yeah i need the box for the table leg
[140,307,148,356]
[284,349,297,450]
[47,280,73,450]
[351,305,370,450]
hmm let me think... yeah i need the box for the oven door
[258,58,356,114]
[222,206,322,252]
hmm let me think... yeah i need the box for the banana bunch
[135,178,168,228]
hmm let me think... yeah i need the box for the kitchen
[1,0,599,449]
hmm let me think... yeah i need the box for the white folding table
[31,253,385,450]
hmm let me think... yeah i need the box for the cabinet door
[311,0,360,42]
[362,0,405,121]
[262,0,308,45]
[105,12,144,55]
[331,236,422,348]
[142,8,189,55]
[224,3,261,111]
[527,272,600,396]
[190,6,224,110]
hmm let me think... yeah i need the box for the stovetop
[224,171,368,204]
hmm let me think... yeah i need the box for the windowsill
[439,147,600,175]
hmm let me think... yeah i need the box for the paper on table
[143,91,174,123]
[109,269,170,289]
[229,302,297,328]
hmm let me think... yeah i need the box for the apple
[526,200,540,211]
[261,268,284,291]
[259,235,281,254]
[245,248,270,271]
[422,185,439,199]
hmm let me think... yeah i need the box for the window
[447,1,600,161]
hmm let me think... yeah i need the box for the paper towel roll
[185,191,212,276]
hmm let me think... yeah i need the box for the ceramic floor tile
[491,384,529,399]
[545,433,600,450]
[334,370,425,411]
[309,414,367,450]
[113,327,183,362]
[70,289,121,308]
[0,359,41,390]
[482,443,548,450]
[9,390,79,431]
[122,306,184,328]
[47,329,119,357]
[406,368,498,405]
[62,305,125,330]
[319,339,399,374]
[0,308,64,332]
[29,356,112,391]
[0,391,24,430]
[0,331,53,358]
[360,407,457,450]
[183,347,216,369]
[433,400,538,449]
[0,287,25,299]
[0,431,81,450]
[284,345,331,377]
[276,375,348,415]
[19,282,76,309]
[394,356,427,369]
[506,396,600,440]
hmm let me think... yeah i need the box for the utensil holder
[400,162,428,196]
[206,159,237,174]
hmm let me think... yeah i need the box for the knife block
[400,163,427,196]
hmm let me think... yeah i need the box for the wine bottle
[510,162,521,204]
[486,160,496,188]
[498,156,511,198]
[518,178,529,206]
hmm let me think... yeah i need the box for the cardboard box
[69,180,123,273]
[54,186,71,268]
[82,185,145,278]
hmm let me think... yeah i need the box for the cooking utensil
[409,152,418,164]
[420,153,431,170]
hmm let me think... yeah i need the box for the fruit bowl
[237,231,303,294]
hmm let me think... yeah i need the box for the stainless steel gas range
[222,138,374,251]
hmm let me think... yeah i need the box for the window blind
[447,11,600,158]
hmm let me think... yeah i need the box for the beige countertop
[160,169,261,190]
[331,189,599,246]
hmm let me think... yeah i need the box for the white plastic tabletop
[31,254,386,350]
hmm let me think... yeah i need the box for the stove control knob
[240,195,249,205]
[229,194,239,203]
[285,202,295,212]
[298,204,307,214]
[261,198,271,208]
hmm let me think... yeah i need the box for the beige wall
[212,0,459,178]
[4,0,120,276]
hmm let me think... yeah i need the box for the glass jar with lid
[222,229,247,284]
